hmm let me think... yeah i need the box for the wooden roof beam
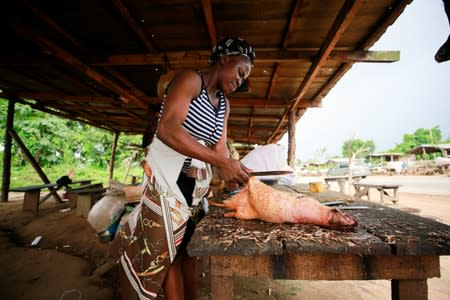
[229,114,286,122]
[311,1,410,104]
[201,0,217,47]
[229,97,320,108]
[9,20,149,109]
[265,62,281,99]
[267,0,363,143]
[14,92,116,103]
[281,0,304,50]
[329,50,399,63]
[48,104,129,111]
[98,49,398,66]
[24,0,84,51]
[14,92,144,119]
[15,98,112,131]
[23,1,153,106]
[47,65,101,95]
[228,125,274,132]
[232,136,268,144]
[112,0,157,52]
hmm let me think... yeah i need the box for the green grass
[4,162,144,188]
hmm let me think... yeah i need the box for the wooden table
[188,196,450,299]
[324,175,366,193]
[353,182,401,204]
[9,179,94,211]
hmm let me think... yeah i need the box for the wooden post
[9,130,51,184]
[8,129,63,202]
[287,109,305,168]
[287,110,296,168]
[109,131,120,181]
[1,100,15,202]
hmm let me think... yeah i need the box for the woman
[114,37,255,299]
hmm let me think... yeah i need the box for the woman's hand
[218,158,252,184]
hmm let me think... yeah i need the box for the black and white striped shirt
[159,71,227,172]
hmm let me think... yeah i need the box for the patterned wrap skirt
[111,137,211,299]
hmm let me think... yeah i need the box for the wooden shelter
[1,0,412,199]
[367,152,404,163]
[408,144,450,158]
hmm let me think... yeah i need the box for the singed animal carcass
[210,177,357,230]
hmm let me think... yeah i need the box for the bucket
[309,182,324,193]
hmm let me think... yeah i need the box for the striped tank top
[159,71,227,172]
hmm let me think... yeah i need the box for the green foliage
[342,138,375,159]
[390,126,443,153]
[0,98,144,186]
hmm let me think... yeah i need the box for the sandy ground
[0,175,449,300]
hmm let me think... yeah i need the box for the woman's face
[218,55,252,94]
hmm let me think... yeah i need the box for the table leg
[337,179,345,193]
[39,185,63,204]
[211,275,233,300]
[23,190,40,211]
[393,188,399,204]
[379,188,385,205]
[391,279,427,300]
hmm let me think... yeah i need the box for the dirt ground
[0,178,449,300]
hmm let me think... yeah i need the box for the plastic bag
[87,180,128,233]
[241,144,295,185]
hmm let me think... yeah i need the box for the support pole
[109,131,120,182]
[287,109,306,167]
[8,129,63,202]
[1,100,15,202]
[287,110,296,168]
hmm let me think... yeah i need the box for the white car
[328,161,371,177]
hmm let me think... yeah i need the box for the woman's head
[209,37,255,65]
[210,37,255,94]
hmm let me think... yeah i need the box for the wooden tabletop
[189,195,450,258]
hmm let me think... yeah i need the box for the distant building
[367,153,404,163]
[408,144,450,158]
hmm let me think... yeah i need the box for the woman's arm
[156,70,248,183]
[212,97,250,182]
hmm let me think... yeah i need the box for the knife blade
[248,170,293,176]
[335,206,370,210]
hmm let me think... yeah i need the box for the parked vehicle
[328,161,371,177]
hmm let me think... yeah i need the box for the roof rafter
[311,0,411,104]
[97,49,398,66]
[8,19,149,109]
[267,0,363,143]
[281,0,305,50]
[201,0,217,47]
[23,0,153,108]
[112,0,157,52]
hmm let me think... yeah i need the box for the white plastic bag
[87,180,128,233]
[241,144,295,185]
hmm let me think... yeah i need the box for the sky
[280,0,450,162]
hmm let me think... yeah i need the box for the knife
[335,206,370,210]
[248,170,293,176]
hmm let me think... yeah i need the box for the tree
[0,99,142,168]
[391,126,443,153]
[342,138,375,159]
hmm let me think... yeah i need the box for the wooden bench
[65,183,105,217]
[9,179,94,212]
[324,175,366,193]
[10,183,62,211]
[70,179,93,186]
[73,187,106,217]
[353,182,401,204]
